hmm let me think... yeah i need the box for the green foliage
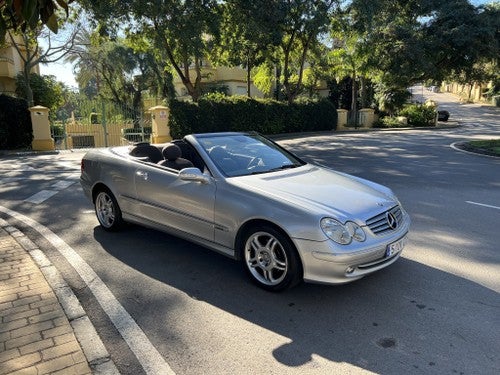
[374,83,411,115]
[373,116,407,128]
[375,104,437,128]
[15,73,64,118]
[169,96,337,138]
[468,139,500,156]
[399,104,436,127]
[0,94,33,149]
[0,0,70,42]
[50,122,65,137]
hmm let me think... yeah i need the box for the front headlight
[321,218,366,245]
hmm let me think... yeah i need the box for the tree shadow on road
[94,225,500,375]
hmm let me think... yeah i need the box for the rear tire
[94,189,124,231]
[242,225,302,292]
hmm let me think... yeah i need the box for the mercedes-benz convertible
[80,132,410,291]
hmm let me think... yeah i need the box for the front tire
[242,225,302,292]
[94,189,124,231]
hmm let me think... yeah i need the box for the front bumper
[293,216,410,285]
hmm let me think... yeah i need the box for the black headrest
[162,144,182,161]
[129,143,163,163]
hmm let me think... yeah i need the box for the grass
[467,139,500,156]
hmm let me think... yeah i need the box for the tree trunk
[23,66,34,107]
[350,72,358,127]
[246,54,252,98]
[275,65,282,100]
[360,76,367,108]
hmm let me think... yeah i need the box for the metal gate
[51,100,152,150]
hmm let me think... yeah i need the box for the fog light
[345,266,355,274]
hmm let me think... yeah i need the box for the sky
[39,0,496,89]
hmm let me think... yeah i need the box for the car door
[133,163,216,242]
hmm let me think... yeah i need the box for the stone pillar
[149,105,171,143]
[29,106,55,151]
[336,109,348,130]
[358,108,375,128]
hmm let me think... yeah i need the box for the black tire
[94,189,124,231]
[242,225,303,292]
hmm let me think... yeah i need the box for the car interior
[128,140,205,172]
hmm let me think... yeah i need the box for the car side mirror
[178,167,210,184]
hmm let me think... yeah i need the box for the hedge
[0,95,32,150]
[168,95,337,138]
[398,104,437,127]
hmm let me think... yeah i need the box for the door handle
[136,170,148,180]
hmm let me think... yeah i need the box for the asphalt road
[0,88,499,375]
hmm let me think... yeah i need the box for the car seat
[129,142,164,163]
[158,144,194,170]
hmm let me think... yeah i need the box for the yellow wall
[65,121,134,148]
[172,63,265,99]
[0,34,40,94]
[441,82,488,103]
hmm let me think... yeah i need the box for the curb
[450,142,500,159]
[0,218,119,374]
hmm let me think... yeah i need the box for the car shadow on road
[93,225,499,375]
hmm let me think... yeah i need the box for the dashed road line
[466,201,500,210]
[24,177,77,204]
[24,190,59,204]
[51,180,76,189]
[0,205,175,375]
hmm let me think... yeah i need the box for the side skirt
[122,212,236,259]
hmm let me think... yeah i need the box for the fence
[51,100,153,150]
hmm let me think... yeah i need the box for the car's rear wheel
[94,189,124,231]
[242,225,302,291]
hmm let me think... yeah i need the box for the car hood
[230,165,397,222]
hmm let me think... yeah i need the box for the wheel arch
[91,182,112,203]
[234,219,302,266]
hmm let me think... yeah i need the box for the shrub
[0,94,32,150]
[373,116,409,128]
[399,104,436,127]
[169,96,337,138]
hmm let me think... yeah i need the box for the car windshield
[197,133,306,177]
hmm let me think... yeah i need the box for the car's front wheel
[94,189,124,231]
[242,225,302,291]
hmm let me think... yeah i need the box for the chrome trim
[366,205,403,235]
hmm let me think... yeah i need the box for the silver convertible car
[80,132,410,291]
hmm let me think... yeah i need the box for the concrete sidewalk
[0,221,118,374]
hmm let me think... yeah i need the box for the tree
[214,0,282,97]
[79,0,221,102]
[329,10,373,125]
[15,73,64,117]
[0,0,71,42]
[278,0,338,103]
[8,22,78,106]
[66,28,174,125]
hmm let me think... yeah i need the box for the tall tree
[66,28,174,125]
[79,0,220,102]
[8,23,78,106]
[214,0,282,97]
[278,0,338,103]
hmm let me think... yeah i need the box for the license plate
[385,236,407,257]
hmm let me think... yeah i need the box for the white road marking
[0,177,25,183]
[0,205,175,375]
[52,180,76,190]
[24,190,58,204]
[466,201,500,210]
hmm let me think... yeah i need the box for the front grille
[366,205,403,235]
